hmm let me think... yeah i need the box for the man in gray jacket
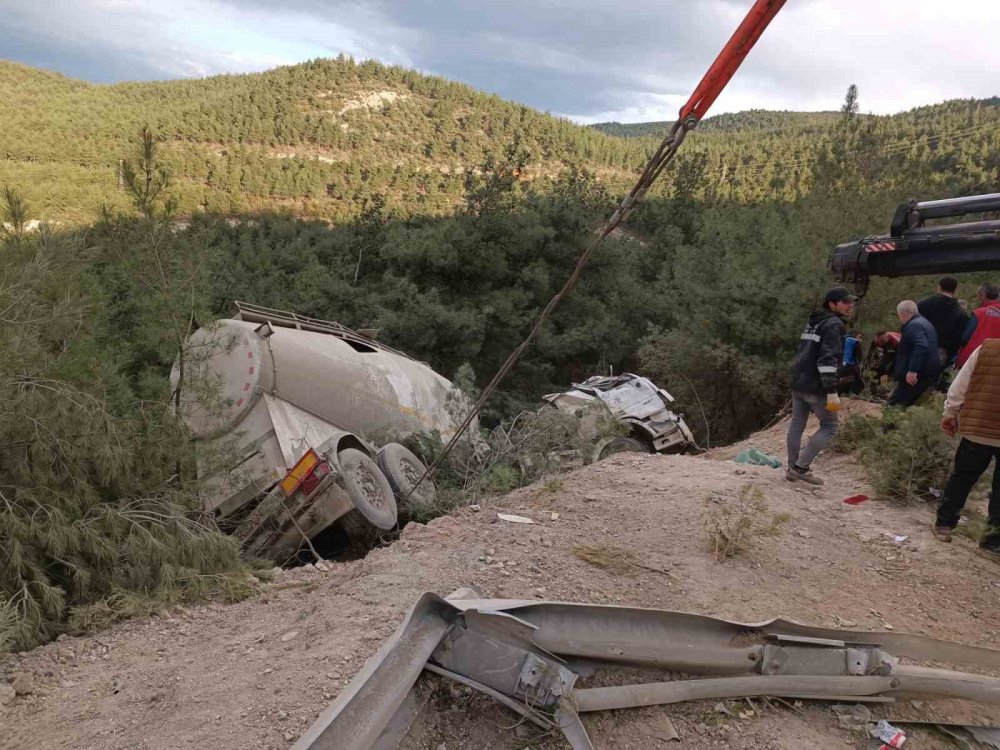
[786,286,856,485]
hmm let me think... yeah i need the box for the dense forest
[590,110,843,138]
[3,57,998,223]
[1,57,999,648]
[0,58,644,222]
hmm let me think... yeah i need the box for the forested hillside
[590,110,842,138]
[4,57,998,225]
[0,58,643,222]
[2,57,1000,648]
[2,58,999,433]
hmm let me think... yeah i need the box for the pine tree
[0,186,251,653]
[0,186,29,245]
[841,84,860,120]
[121,128,176,219]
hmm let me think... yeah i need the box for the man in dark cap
[786,286,856,485]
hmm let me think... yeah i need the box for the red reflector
[299,462,330,497]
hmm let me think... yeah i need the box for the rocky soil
[3,402,1000,749]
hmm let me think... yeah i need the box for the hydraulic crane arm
[679,0,788,123]
[830,192,1000,295]
[608,0,788,226]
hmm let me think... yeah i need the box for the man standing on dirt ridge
[887,300,940,408]
[786,286,856,486]
[934,338,1000,562]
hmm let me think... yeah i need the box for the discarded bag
[733,447,781,468]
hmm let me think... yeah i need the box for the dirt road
[4,405,1000,749]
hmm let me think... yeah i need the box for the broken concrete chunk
[714,701,736,717]
[10,672,34,695]
[514,723,533,739]
[646,715,681,742]
[832,703,873,731]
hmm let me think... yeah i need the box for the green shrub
[0,596,18,657]
[832,413,882,453]
[702,484,791,561]
[838,400,956,503]
[542,477,565,493]
[0,189,252,651]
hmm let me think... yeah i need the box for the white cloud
[1,0,998,120]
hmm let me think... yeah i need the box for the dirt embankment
[4,403,1000,749]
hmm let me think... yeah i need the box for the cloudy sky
[2,0,998,123]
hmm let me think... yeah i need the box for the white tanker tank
[175,302,471,561]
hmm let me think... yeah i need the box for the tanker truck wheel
[337,449,398,547]
[377,443,437,513]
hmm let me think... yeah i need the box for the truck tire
[597,437,650,461]
[377,443,437,512]
[337,448,397,531]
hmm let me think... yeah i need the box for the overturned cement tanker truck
[173,302,469,562]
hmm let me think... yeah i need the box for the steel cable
[402,122,691,502]
[401,0,788,502]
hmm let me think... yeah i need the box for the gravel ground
[4,400,1000,749]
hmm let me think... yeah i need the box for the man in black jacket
[786,286,856,485]
[917,275,968,388]
[888,300,941,408]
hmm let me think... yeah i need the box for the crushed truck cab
[543,373,695,457]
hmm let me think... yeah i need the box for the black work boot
[979,521,1000,562]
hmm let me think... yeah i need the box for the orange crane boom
[680,0,788,123]
[406,0,790,497]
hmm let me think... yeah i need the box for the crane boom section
[680,0,788,122]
